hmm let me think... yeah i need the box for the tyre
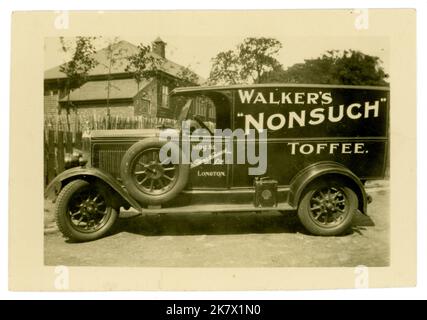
[55,179,118,242]
[120,138,189,205]
[297,180,358,236]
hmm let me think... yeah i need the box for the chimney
[152,37,166,58]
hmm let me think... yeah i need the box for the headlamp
[64,150,88,168]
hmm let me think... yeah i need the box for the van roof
[171,83,390,95]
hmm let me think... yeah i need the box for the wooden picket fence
[44,129,83,187]
[44,113,176,132]
[44,114,177,186]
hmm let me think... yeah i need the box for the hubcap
[68,188,109,233]
[309,187,348,227]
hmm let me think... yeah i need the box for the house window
[161,86,169,108]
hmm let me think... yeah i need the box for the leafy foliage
[176,65,200,86]
[208,50,241,85]
[208,38,282,85]
[58,37,98,130]
[125,43,200,90]
[125,43,162,89]
[261,50,389,86]
[59,36,98,106]
[238,37,282,83]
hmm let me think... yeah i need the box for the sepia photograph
[43,32,390,267]
[8,9,416,291]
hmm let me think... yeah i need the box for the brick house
[44,38,214,125]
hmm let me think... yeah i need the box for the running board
[140,203,295,215]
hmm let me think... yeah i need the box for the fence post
[65,131,73,153]
[47,130,56,183]
[57,131,65,174]
[75,131,82,149]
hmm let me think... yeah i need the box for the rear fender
[44,167,141,210]
[289,161,367,214]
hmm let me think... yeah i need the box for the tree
[100,37,130,117]
[126,45,199,89]
[176,65,200,86]
[59,36,98,130]
[238,37,282,83]
[261,49,389,86]
[125,43,162,91]
[208,37,282,85]
[208,50,241,85]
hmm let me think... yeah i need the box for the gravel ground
[44,184,389,267]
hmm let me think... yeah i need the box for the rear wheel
[297,180,357,236]
[55,179,118,242]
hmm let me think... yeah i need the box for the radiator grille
[92,143,133,180]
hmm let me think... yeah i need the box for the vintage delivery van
[46,84,389,242]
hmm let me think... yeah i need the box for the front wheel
[55,179,118,242]
[297,181,358,236]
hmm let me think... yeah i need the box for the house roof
[45,40,204,84]
[59,78,152,102]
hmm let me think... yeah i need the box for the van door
[184,95,230,190]
[186,131,229,189]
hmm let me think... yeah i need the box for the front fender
[44,167,141,210]
[288,161,367,214]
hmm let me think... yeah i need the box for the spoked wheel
[133,148,178,195]
[120,138,189,205]
[55,180,118,242]
[298,181,357,236]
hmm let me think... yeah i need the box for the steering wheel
[193,115,213,135]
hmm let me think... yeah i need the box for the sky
[45,35,389,80]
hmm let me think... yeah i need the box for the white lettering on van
[238,89,255,103]
[287,142,368,155]
[240,99,382,133]
[237,90,333,105]
[364,101,379,118]
[245,113,264,134]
